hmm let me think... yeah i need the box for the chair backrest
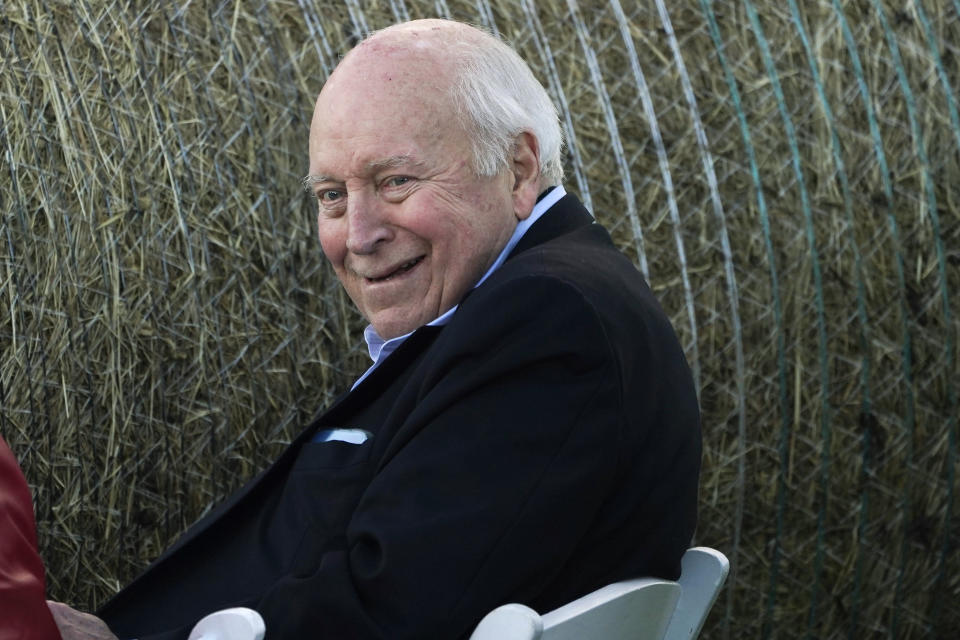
[470,547,728,640]
[663,547,730,640]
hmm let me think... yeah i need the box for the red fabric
[0,436,61,640]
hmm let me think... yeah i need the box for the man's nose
[345,193,393,254]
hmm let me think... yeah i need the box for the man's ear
[510,131,541,221]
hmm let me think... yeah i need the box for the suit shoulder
[452,268,613,354]
[478,228,668,338]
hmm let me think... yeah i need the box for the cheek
[316,221,346,265]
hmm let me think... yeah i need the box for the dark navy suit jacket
[99,194,701,639]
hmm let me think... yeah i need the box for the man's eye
[386,176,410,188]
[319,189,344,202]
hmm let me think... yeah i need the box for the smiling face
[307,25,538,339]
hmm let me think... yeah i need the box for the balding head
[318,19,563,186]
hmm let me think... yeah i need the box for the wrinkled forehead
[307,21,487,173]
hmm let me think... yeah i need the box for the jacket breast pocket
[294,438,375,471]
[265,438,376,573]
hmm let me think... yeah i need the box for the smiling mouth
[367,257,424,283]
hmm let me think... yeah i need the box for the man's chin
[368,313,425,340]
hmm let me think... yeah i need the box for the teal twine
[787,0,876,629]
[869,0,955,635]
[738,2,833,637]
[651,0,749,582]
[910,1,960,631]
[650,0,748,636]
[825,1,914,632]
[913,1,960,162]
[698,2,790,638]
[783,0,871,410]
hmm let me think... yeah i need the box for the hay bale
[1,1,957,637]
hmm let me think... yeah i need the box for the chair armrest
[470,603,543,640]
[187,607,266,640]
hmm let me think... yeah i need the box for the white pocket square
[313,428,372,444]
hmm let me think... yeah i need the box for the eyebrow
[301,155,424,192]
[365,155,419,172]
[301,174,334,192]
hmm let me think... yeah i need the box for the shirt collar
[358,185,566,375]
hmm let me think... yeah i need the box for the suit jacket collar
[508,192,594,259]
[314,324,443,424]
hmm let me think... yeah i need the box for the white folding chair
[663,547,729,640]
[187,607,265,640]
[182,548,729,640]
[471,547,728,640]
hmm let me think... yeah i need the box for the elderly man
[50,18,700,640]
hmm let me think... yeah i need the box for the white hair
[451,30,565,185]
[358,22,564,186]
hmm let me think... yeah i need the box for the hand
[47,601,119,640]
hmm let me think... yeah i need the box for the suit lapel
[317,325,443,425]
[508,193,594,259]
